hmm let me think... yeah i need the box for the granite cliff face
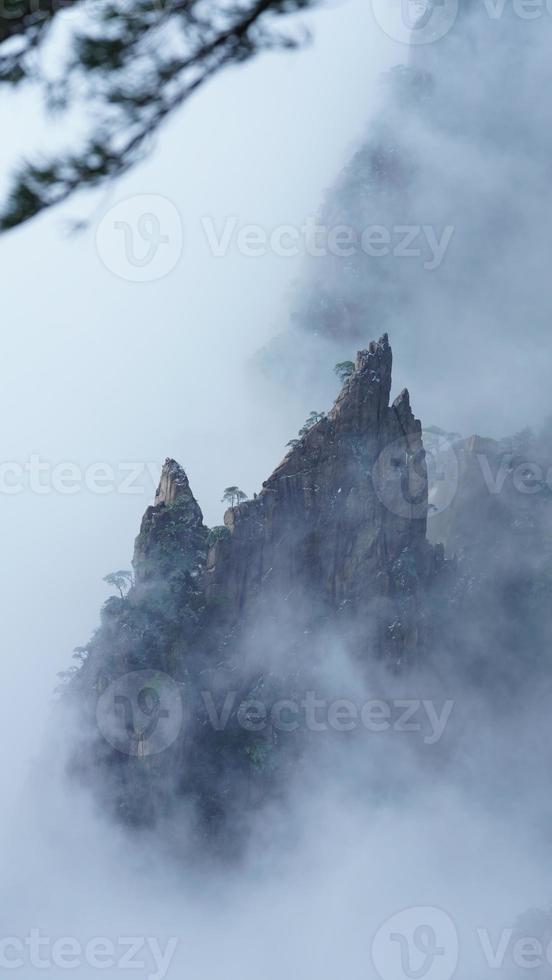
[66,336,552,838]
[204,336,437,661]
[67,336,441,833]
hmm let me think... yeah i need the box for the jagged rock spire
[155,458,196,508]
[133,458,207,585]
[67,335,442,835]
[206,335,435,662]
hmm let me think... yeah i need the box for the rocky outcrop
[205,335,437,662]
[65,335,552,840]
[133,458,208,588]
[74,336,442,686]
[154,457,198,508]
[67,336,443,834]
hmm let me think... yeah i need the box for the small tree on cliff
[103,569,134,599]
[334,360,355,383]
[207,526,231,548]
[222,487,248,509]
[298,411,325,438]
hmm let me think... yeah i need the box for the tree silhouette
[0,0,313,232]
[298,411,325,438]
[334,360,355,383]
[221,486,248,509]
[103,569,134,598]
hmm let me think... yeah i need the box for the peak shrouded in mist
[7,331,552,980]
[65,336,440,836]
[4,1,552,977]
[59,336,552,867]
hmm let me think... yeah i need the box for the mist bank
[260,0,552,436]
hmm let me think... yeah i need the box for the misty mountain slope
[428,426,552,691]
[262,2,552,431]
[63,337,552,848]
[65,336,444,837]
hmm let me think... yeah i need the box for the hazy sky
[0,0,398,809]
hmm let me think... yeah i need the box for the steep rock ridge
[206,335,436,661]
[67,337,440,832]
[64,342,552,838]
[71,460,208,706]
[67,461,210,825]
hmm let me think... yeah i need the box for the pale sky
[0,0,397,805]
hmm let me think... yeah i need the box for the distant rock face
[205,335,437,662]
[426,430,552,688]
[263,7,552,435]
[429,434,552,560]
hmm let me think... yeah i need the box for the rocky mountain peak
[205,334,436,660]
[133,459,207,587]
[67,335,447,831]
[154,458,199,509]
